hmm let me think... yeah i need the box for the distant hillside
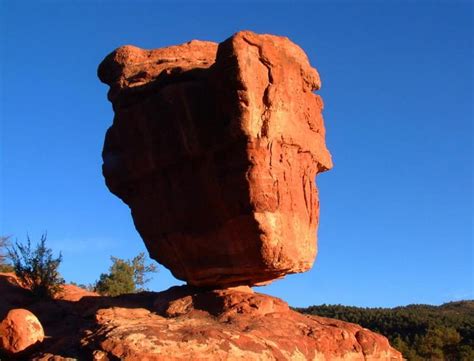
[296,301,474,360]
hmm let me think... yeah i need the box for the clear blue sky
[1,1,472,308]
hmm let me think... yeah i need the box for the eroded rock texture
[85,287,402,361]
[99,31,333,287]
[0,273,402,360]
[0,308,44,354]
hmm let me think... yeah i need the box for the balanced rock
[99,31,333,287]
[0,308,44,354]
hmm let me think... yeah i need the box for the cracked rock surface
[0,274,402,360]
[99,31,333,287]
[83,286,402,361]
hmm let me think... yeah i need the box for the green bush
[8,234,64,298]
[94,252,157,296]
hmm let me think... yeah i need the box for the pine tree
[94,252,157,296]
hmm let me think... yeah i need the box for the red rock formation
[0,273,402,360]
[84,286,402,360]
[99,31,333,287]
[0,308,44,354]
[0,272,33,319]
[55,284,99,302]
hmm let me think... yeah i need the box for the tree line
[297,301,474,360]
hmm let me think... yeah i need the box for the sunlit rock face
[0,308,44,354]
[98,31,332,287]
[0,273,404,360]
[87,286,403,361]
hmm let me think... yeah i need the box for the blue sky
[1,1,472,308]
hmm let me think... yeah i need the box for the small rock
[0,308,45,353]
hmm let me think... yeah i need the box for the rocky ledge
[0,273,402,360]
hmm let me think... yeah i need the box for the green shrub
[94,252,157,296]
[8,234,64,298]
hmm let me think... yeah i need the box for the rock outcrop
[0,308,44,354]
[0,273,403,360]
[55,284,99,302]
[0,272,33,319]
[85,286,402,361]
[99,31,333,287]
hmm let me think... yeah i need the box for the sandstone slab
[0,273,402,360]
[99,31,333,287]
[82,286,402,361]
[55,284,99,302]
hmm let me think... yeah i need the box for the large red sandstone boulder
[98,31,333,287]
[0,308,44,354]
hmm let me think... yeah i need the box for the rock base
[0,274,402,360]
[84,286,403,361]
